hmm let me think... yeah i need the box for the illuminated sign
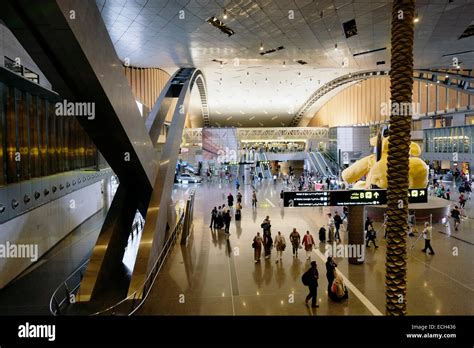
[283,189,427,207]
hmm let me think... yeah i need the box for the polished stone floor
[139,179,474,316]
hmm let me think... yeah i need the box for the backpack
[302,271,310,286]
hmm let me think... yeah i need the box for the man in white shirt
[421,222,435,255]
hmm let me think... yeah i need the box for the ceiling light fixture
[260,46,285,56]
[206,16,235,37]
[414,14,419,23]
[223,9,228,19]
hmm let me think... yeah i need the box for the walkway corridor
[139,180,474,315]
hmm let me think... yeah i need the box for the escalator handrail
[91,211,185,316]
[309,151,324,175]
[306,151,319,174]
[49,259,90,315]
[316,151,334,176]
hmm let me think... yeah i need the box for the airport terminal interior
[0,0,473,317]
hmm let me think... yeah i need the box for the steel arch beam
[292,69,474,126]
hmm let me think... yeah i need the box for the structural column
[348,206,365,264]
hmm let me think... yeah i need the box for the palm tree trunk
[386,0,415,316]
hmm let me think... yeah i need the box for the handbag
[252,241,256,248]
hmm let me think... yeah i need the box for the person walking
[235,201,242,221]
[365,216,378,248]
[365,225,378,248]
[289,228,301,258]
[464,181,472,199]
[235,178,240,190]
[302,261,319,308]
[252,190,258,208]
[274,231,286,263]
[263,230,273,259]
[261,216,271,233]
[223,209,231,234]
[459,193,466,209]
[252,232,263,263]
[333,211,342,242]
[210,207,217,229]
[327,213,335,243]
[421,222,435,255]
[302,230,315,260]
[236,191,242,204]
[451,205,461,231]
[227,193,234,208]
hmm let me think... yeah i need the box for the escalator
[260,152,272,179]
[1,0,210,314]
[306,152,324,175]
[314,151,335,177]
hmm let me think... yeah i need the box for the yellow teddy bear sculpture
[341,136,428,189]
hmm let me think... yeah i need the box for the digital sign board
[283,189,427,207]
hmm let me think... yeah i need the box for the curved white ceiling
[97,0,474,127]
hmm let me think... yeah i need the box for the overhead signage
[283,188,427,207]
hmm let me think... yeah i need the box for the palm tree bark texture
[386,0,415,316]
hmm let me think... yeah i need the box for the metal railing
[91,212,185,315]
[49,208,185,316]
[49,259,89,315]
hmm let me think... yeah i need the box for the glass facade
[424,125,474,153]
[0,81,97,186]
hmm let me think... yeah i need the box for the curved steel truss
[292,69,474,126]
[182,127,328,144]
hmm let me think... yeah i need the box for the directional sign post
[283,188,427,207]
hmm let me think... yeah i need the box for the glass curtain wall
[0,81,97,186]
[424,125,474,154]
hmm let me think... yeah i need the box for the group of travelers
[209,191,243,234]
[301,257,349,308]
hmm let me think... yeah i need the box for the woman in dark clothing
[326,256,337,292]
[263,230,273,259]
[227,193,234,208]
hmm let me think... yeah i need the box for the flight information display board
[283,188,427,207]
